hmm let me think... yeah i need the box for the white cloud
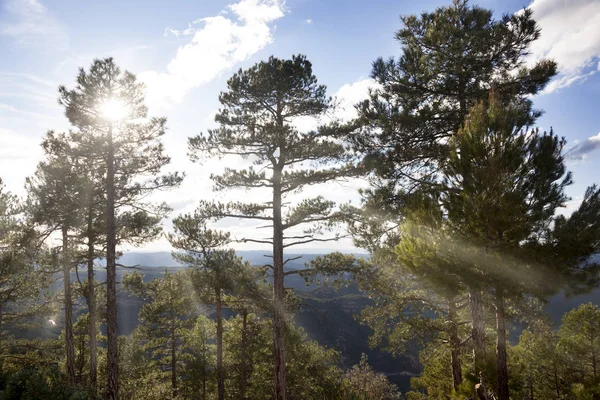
[290,78,377,132]
[305,18,312,24]
[526,0,600,93]
[333,78,377,122]
[0,0,68,49]
[229,0,285,23]
[565,132,600,161]
[140,0,285,111]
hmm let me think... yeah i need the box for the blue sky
[1,0,599,252]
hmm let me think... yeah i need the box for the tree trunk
[469,289,486,380]
[106,123,119,400]
[216,288,225,400]
[77,329,85,382]
[448,297,463,391]
[529,371,535,400]
[272,159,286,400]
[63,226,76,384]
[495,287,509,400]
[171,317,177,398]
[553,362,560,399]
[0,305,4,376]
[240,311,249,400]
[202,357,207,400]
[87,199,98,391]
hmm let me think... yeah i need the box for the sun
[100,98,128,121]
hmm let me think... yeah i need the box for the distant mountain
[117,250,325,271]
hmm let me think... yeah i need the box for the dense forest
[1,0,600,399]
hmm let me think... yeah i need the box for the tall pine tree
[58,57,183,399]
[347,2,558,393]
[188,54,358,399]
[26,133,88,384]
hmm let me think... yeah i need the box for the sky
[1,0,599,253]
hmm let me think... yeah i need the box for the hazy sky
[1,0,599,253]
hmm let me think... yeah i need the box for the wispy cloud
[0,102,59,120]
[0,71,55,88]
[164,24,196,38]
[140,0,286,111]
[0,0,68,49]
[305,18,312,24]
[0,72,57,106]
[565,133,600,161]
[525,0,600,93]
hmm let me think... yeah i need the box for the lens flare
[100,98,127,121]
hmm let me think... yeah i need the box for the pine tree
[65,129,107,392]
[333,189,472,393]
[184,315,216,400]
[222,268,271,400]
[347,3,558,388]
[511,323,570,400]
[122,270,196,398]
[168,216,251,400]
[188,54,359,399]
[223,312,266,400]
[545,185,600,293]
[0,178,52,376]
[344,354,401,400]
[440,93,576,399]
[29,129,107,390]
[58,57,183,399]
[25,135,88,384]
[377,92,599,398]
[559,303,600,398]
[393,207,470,393]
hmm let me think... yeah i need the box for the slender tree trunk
[202,356,207,400]
[171,317,177,398]
[77,330,85,382]
[495,287,509,400]
[63,226,76,384]
[106,123,119,400]
[87,199,98,391]
[553,362,560,399]
[458,73,467,122]
[448,297,463,391]
[216,288,225,400]
[529,371,535,400]
[240,311,249,400]
[469,289,486,387]
[593,349,599,400]
[469,289,487,399]
[0,305,4,376]
[272,158,286,400]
